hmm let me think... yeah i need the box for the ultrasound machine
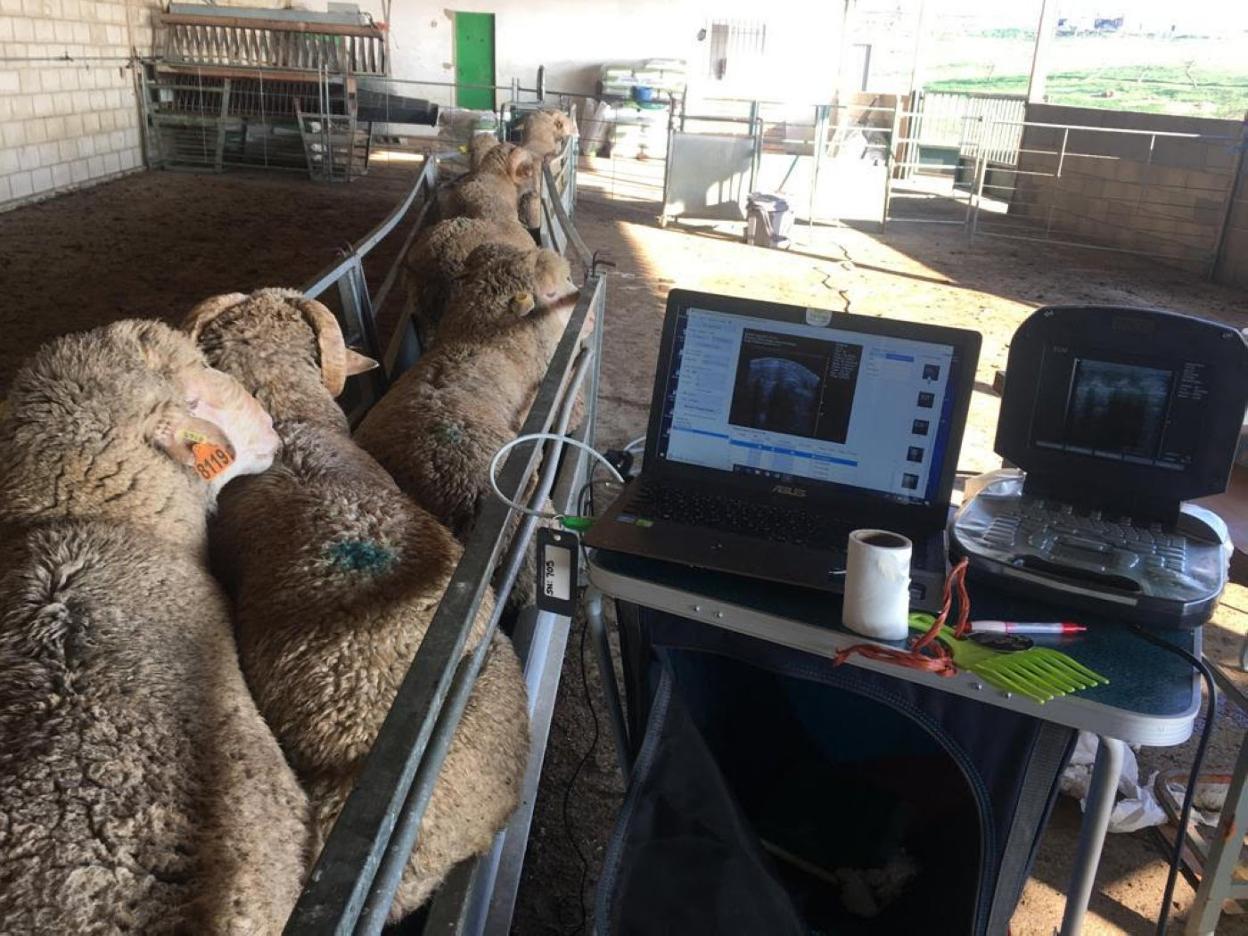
[951,305,1248,630]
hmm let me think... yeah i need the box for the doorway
[454,12,495,110]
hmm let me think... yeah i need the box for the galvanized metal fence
[279,135,603,935]
[139,60,578,177]
[964,118,1245,275]
[656,95,897,228]
[913,92,1026,166]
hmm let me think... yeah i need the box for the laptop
[585,289,982,611]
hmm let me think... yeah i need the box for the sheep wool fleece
[0,320,310,935]
[193,289,531,919]
[354,246,575,539]
[402,215,536,344]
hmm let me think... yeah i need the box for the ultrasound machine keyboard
[981,498,1189,577]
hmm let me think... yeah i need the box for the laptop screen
[654,305,961,506]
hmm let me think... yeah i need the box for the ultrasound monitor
[996,305,1248,518]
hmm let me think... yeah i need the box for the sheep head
[439,244,580,344]
[478,142,537,189]
[0,320,280,535]
[468,133,501,170]
[518,190,542,230]
[184,289,378,426]
[521,110,576,159]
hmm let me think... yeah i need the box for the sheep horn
[183,293,250,341]
[293,298,350,397]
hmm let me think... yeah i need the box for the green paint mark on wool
[327,539,396,573]
[433,420,465,444]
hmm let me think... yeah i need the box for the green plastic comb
[908,613,1109,704]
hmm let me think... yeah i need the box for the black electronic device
[585,288,982,611]
[951,305,1248,629]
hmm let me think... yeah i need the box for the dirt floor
[513,158,1248,936]
[3,158,1247,935]
[0,158,419,396]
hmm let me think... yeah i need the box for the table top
[588,548,1202,747]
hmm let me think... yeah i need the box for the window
[704,18,767,82]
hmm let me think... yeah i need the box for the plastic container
[631,85,657,103]
[744,193,794,249]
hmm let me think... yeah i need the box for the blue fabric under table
[599,604,1077,936]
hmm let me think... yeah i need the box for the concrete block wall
[0,0,155,210]
[1214,146,1248,289]
[1008,104,1243,270]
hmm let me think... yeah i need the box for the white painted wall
[357,0,854,106]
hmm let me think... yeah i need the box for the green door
[454,12,495,110]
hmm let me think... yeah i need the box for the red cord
[833,558,971,677]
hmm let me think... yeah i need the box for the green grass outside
[926,66,1248,119]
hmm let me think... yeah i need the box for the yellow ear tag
[192,442,234,481]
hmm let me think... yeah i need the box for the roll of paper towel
[843,529,913,640]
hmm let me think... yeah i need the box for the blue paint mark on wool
[327,539,396,573]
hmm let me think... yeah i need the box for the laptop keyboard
[625,482,853,554]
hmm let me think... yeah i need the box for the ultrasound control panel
[953,305,1248,629]
[952,472,1229,628]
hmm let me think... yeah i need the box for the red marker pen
[969,621,1086,635]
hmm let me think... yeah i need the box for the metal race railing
[280,130,601,935]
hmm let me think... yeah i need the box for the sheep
[0,319,309,935]
[401,215,537,349]
[184,289,531,919]
[521,109,576,162]
[438,141,538,224]
[354,245,579,539]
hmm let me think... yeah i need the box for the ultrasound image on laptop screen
[654,306,960,504]
[727,330,863,443]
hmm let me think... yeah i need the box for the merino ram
[185,289,531,919]
[0,320,309,934]
[355,244,579,538]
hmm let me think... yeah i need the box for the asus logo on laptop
[771,484,807,498]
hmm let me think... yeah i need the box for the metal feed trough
[142,5,395,179]
[279,127,598,935]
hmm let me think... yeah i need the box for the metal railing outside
[914,92,1026,166]
[963,118,1244,275]
[659,96,898,229]
[277,133,601,935]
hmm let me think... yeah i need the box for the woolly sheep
[354,245,579,538]
[521,109,576,161]
[0,320,309,934]
[470,133,543,228]
[438,141,538,224]
[401,215,536,348]
[184,289,531,919]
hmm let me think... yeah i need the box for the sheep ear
[152,410,235,475]
[506,146,535,183]
[509,292,536,316]
[345,348,380,376]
